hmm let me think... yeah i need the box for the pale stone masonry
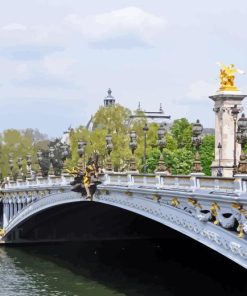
[210,92,246,177]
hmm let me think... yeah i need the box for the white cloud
[1,23,27,31]
[43,55,76,76]
[186,80,218,101]
[15,63,30,77]
[0,23,66,48]
[65,7,167,47]
[0,7,166,50]
[32,25,65,43]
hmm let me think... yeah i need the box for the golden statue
[217,62,244,92]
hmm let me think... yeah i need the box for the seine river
[1,238,247,296]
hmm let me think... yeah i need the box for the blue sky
[1,0,247,137]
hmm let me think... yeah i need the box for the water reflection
[1,238,247,296]
[0,246,122,296]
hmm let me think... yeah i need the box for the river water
[0,238,247,296]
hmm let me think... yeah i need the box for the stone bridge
[1,173,247,269]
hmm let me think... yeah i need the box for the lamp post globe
[143,123,149,173]
[17,156,23,181]
[237,113,247,131]
[8,153,14,181]
[77,140,87,167]
[36,150,43,177]
[48,146,55,176]
[129,130,138,171]
[61,144,69,174]
[192,119,203,173]
[105,134,113,171]
[26,154,32,179]
[217,142,223,176]
[231,105,241,175]
[156,123,167,172]
[236,113,247,174]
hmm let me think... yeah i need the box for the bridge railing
[159,175,191,190]
[1,171,247,195]
[103,172,247,195]
[2,175,74,191]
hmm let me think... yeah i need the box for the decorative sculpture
[217,62,244,92]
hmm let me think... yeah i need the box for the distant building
[104,88,116,107]
[130,102,171,125]
[86,88,116,130]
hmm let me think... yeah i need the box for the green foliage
[146,147,193,175]
[144,119,194,175]
[170,118,192,149]
[93,104,131,133]
[146,148,160,173]
[164,148,194,175]
[200,135,215,175]
[69,104,132,171]
[0,129,49,178]
[0,105,215,178]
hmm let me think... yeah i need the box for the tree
[69,104,133,171]
[93,104,131,133]
[200,135,215,175]
[164,148,194,175]
[170,118,192,149]
[0,129,50,178]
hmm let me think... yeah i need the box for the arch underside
[3,189,247,269]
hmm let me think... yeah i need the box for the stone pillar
[209,93,246,177]
[9,203,13,221]
[3,203,9,228]
[17,202,22,212]
[13,202,18,216]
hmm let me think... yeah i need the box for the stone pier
[210,92,246,177]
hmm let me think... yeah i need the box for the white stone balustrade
[2,175,74,190]
[2,173,247,196]
[102,173,247,196]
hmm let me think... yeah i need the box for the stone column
[209,93,246,177]
[3,203,9,228]
[9,203,13,221]
[13,202,18,217]
[17,202,22,212]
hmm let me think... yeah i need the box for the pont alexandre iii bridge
[1,65,247,270]
[1,172,247,269]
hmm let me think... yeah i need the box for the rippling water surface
[1,238,247,296]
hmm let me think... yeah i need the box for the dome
[104,88,116,107]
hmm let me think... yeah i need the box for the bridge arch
[3,191,176,244]
[2,186,247,269]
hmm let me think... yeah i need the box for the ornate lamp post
[8,153,14,181]
[192,119,203,173]
[48,146,55,176]
[143,123,149,173]
[77,140,87,168]
[129,130,138,171]
[156,123,166,172]
[231,104,241,175]
[36,150,43,177]
[217,142,223,177]
[236,113,247,174]
[17,156,23,180]
[26,154,32,179]
[105,134,113,171]
[61,144,69,174]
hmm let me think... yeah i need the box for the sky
[1,0,247,137]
